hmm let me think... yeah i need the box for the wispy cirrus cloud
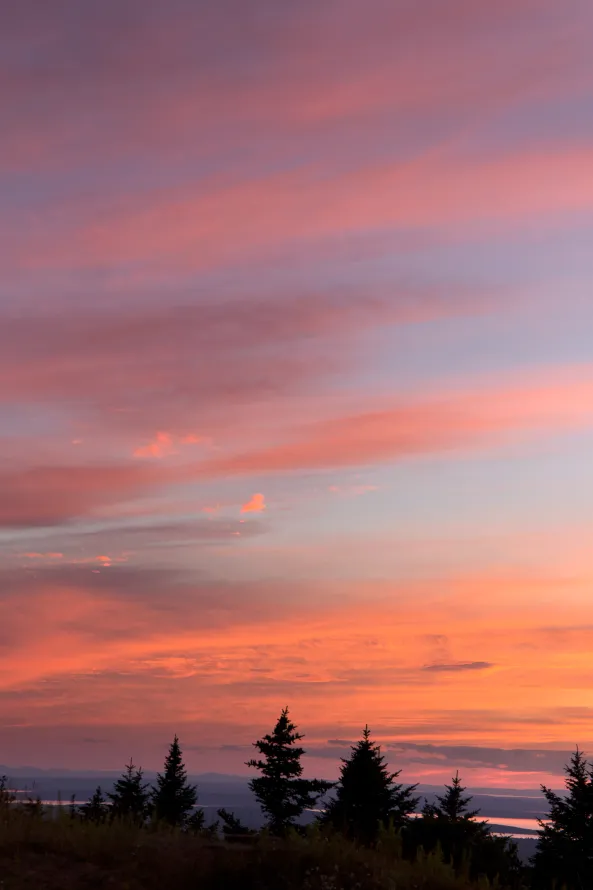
[0,463,162,528]
[0,290,490,433]
[423,662,495,672]
[2,0,589,181]
[197,368,593,477]
[3,365,593,531]
[8,146,593,279]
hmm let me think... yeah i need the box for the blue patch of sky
[227,429,593,545]
[0,403,73,440]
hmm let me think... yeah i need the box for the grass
[0,807,520,890]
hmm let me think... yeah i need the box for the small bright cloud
[69,554,129,567]
[134,431,205,458]
[241,493,266,513]
[134,431,176,459]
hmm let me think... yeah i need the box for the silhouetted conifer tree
[322,726,419,844]
[186,807,206,832]
[107,759,150,824]
[406,772,522,887]
[151,735,200,827]
[80,785,109,824]
[0,776,15,807]
[247,707,332,835]
[425,771,481,822]
[23,794,44,819]
[217,807,255,837]
[532,747,593,889]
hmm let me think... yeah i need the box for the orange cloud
[180,433,206,445]
[133,431,207,459]
[21,552,64,561]
[1,565,592,771]
[241,493,266,514]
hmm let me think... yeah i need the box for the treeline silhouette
[2,707,591,890]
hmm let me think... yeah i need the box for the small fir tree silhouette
[423,771,484,825]
[151,735,200,827]
[247,707,332,835]
[217,807,255,837]
[412,771,491,867]
[322,726,419,844]
[0,776,15,808]
[404,771,521,885]
[80,785,109,823]
[23,794,44,819]
[186,807,206,832]
[107,759,150,824]
[532,747,593,890]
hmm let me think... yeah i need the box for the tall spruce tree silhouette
[322,726,419,844]
[532,747,593,890]
[247,707,332,835]
[151,735,200,827]
[107,759,150,824]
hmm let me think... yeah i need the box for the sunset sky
[2,0,593,787]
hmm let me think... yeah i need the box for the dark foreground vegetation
[0,809,514,890]
[1,708,591,889]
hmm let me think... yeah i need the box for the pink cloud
[3,366,593,531]
[198,368,593,477]
[11,145,593,278]
[241,493,266,514]
[2,0,588,178]
[0,293,430,440]
[0,463,165,528]
[180,433,206,445]
[133,431,177,459]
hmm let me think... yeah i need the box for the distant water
[406,812,542,838]
[477,816,541,833]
